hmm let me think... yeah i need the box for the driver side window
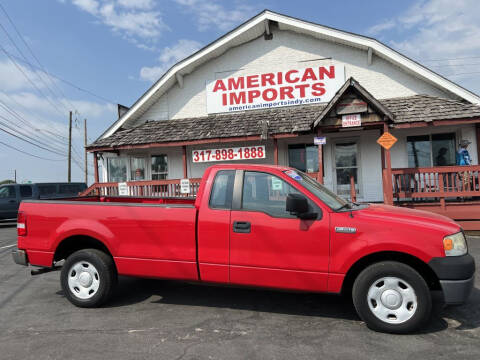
[242,171,301,218]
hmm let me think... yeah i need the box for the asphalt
[1,226,479,360]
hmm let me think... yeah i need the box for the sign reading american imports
[206,65,345,114]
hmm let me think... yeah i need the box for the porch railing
[391,165,480,202]
[80,178,203,197]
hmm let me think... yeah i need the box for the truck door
[197,169,236,283]
[0,185,18,219]
[229,170,330,292]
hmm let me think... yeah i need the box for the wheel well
[54,235,112,263]
[341,251,441,295]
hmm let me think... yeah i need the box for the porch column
[273,138,279,165]
[381,123,394,205]
[317,129,324,184]
[476,123,480,164]
[93,152,99,183]
[182,145,188,178]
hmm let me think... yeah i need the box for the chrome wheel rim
[367,277,417,324]
[67,261,100,299]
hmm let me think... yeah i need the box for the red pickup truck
[12,164,475,333]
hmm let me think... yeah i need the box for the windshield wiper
[335,203,352,212]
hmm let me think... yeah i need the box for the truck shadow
[99,276,480,334]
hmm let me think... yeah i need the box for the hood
[357,204,461,235]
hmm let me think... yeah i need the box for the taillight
[17,211,27,236]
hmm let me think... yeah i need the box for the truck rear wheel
[352,261,432,333]
[60,249,117,307]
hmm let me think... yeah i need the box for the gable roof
[312,77,395,128]
[100,9,480,140]
[88,94,480,151]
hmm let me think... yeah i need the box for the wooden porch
[389,165,480,230]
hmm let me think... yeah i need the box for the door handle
[233,221,251,233]
[8,200,16,203]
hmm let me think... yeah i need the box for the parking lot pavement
[0,226,479,360]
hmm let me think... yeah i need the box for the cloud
[117,0,154,9]
[366,0,480,94]
[174,0,260,32]
[140,39,202,82]
[69,0,168,46]
[366,19,396,36]
[0,59,56,92]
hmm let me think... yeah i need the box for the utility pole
[14,169,16,183]
[68,111,72,183]
[84,118,88,184]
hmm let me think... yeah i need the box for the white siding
[137,29,452,123]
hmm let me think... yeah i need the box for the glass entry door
[334,142,359,198]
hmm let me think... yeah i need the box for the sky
[0,0,479,184]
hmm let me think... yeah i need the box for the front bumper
[440,277,474,305]
[429,254,475,305]
[12,248,28,266]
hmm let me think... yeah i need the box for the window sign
[271,177,283,191]
[118,182,129,196]
[180,179,190,194]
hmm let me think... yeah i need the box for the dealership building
[86,10,480,225]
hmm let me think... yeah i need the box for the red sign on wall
[206,65,345,114]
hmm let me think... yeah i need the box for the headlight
[443,231,467,256]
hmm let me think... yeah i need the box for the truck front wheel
[352,261,432,333]
[60,249,117,307]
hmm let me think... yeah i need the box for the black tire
[352,261,432,333]
[60,248,117,308]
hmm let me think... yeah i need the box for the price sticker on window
[271,177,283,191]
[192,145,266,163]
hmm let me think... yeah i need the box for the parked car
[12,165,474,333]
[0,182,87,219]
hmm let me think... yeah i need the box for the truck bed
[18,196,199,281]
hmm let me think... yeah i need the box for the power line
[0,43,65,116]
[0,3,79,113]
[0,140,66,161]
[0,124,66,156]
[0,116,66,154]
[0,47,117,105]
[0,21,70,113]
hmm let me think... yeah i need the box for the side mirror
[286,193,309,215]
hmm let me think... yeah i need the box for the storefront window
[288,144,319,173]
[407,133,455,167]
[151,155,168,180]
[130,157,146,180]
[107,158,127,182]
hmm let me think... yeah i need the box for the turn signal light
[17,211,27,236]
[443,238,453,251]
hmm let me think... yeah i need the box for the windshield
[283,169,349,211]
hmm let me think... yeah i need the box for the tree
[0,179,15,185]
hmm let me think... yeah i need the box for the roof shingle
[88,95,480,149]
